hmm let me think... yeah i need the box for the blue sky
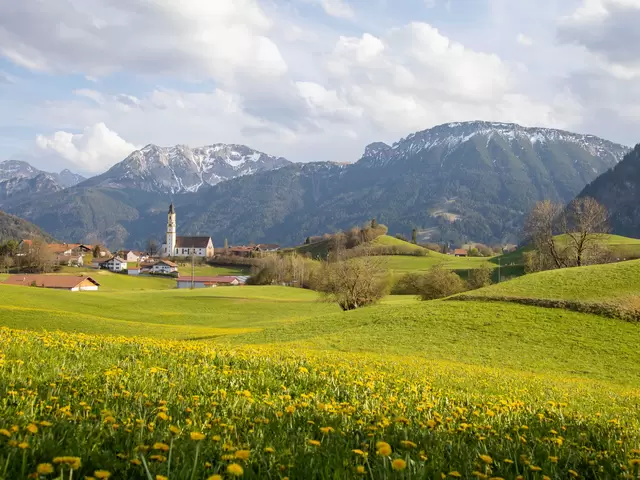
[1,0,639,174]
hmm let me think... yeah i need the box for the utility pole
[191,250,195,290]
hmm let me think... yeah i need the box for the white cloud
[0,0,288,85]
[34,123,138,173]
[318,0,355,18]
[559,0,640,78]
[517,33,534,46]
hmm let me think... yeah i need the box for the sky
[1,0,639,175]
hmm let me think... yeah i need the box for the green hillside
[493,234,640,266]
[464,258,640,303]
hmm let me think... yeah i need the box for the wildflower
[264,447,276,453]
[53,458,81,470]
[449,472,462,478]
[227,463,244,476]
[352,449,365,456]
[320,427,334,434]
[157,476,168,480]
[630,459,640,467]
[130,459,141,466]
[207,476,223,480]
[190,432,206,441]
[549,456,558,464]
[530,466,542,472]
[472,472,488,479]
[26,424,38,434]
[503,459,514,464]
[308,440,321,447]
[157,412,169,421]
[0,429,10,437]
[36,464,54,475]
[94,471,111,479]
[392,459,407,471]
[569,470,578,478]
[479,454,493,464]
[235,450,250,460]
[400,440,417,449]
[18,442,29,449]
[153,442,170,452]
[376,441,392,456]
[356,465,366,475]
[169,426,181,435]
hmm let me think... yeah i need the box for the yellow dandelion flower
[449,472,462,478]
[472,472,488,479]
[549,456,558,464]
[153,442,170,452]
[227,463,244,476]
[479,454,493,464]
[207,476,223,480]
[400,440,417,449]
[36,463,54,475]
[235,450,250,460]
[530,466,542,472]
[503,459,514,464]
[190,432,206,441]
[630,459,640,467]
[94,471,111,479]
[356,465,366,475]
[264,447,275,454]
[308,440,321,447]
[26,424,38,434]
[130,459,142,466]
[569,470,578,478]
[392,459,407,471]
[156,476,168,480]
[157,412,169,421]
[0,429,10,437]
[169,426,181,435]
[18,442,29,449]
[376,442,392,456]
[320,427,335,434]
[53,457,81,470]
[352,449,365,456]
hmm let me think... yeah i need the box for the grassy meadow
[2,247,640,478]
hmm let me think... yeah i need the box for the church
[161,203,214,258]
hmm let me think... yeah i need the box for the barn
[3,275,101,291]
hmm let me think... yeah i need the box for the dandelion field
[1,328,640,480]
[1,274,640,478]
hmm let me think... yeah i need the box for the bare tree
[563,197,609,267]
[146,238,159,257]
[524,197,610,270]
[313,256,389,311]
[524,200,568,269]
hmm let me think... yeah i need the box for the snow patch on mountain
[92,143,292,193]
[359,121,629,167]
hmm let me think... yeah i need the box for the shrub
[312,257,389,310]
[467,264,493,290]
[416,266,467,300]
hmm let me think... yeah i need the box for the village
[3,204,278,291]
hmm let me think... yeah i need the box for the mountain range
[81,143,291,193]
[0,160,86,205]
[0,121,629,249]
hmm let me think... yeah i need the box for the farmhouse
[100,256,128,272]
[127,265,142,276]
[453,249,468,257]
[122,250,145,263]
[254,244,280,252]
[150,260,179,274]
[3,275,100,291]
[161,204,214,258]
[176,276,242,289]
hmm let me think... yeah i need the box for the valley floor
[0,265,639,478]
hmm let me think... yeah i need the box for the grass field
[1,266,640,478]
[464,258,640,303]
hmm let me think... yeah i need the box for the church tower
[166,203,177,257]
